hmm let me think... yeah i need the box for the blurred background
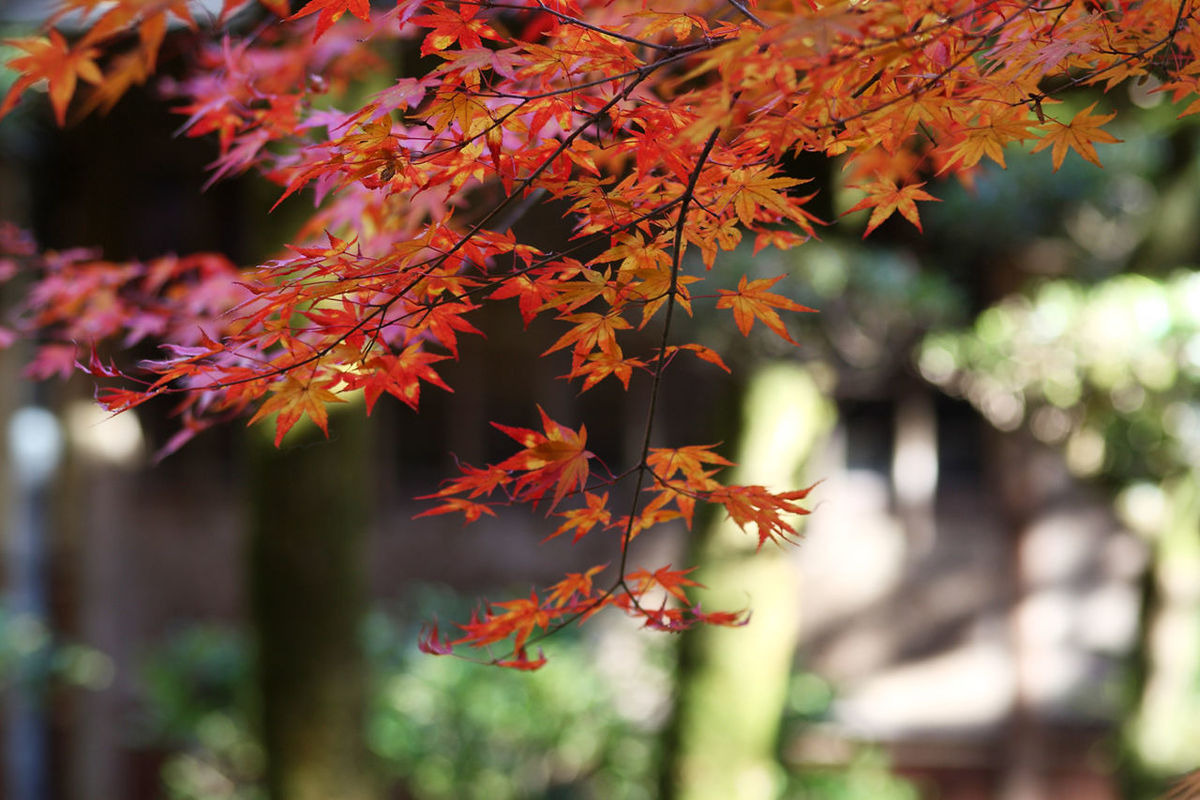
[2,4,1200,799]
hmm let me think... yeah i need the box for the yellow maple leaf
[248,374,345,446]
[941,115,1030,172]
[1030,102,1121,171]
[844,180,940,237]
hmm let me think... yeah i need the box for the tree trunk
[664,363,834,800]
[248,408,379,800]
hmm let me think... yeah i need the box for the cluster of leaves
[0,602,113,693]
[2,0,1198,666]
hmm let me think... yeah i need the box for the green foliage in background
[363,603,663,800]
[0,605,112,693]
[920,271,1200,483]
[138,627,264,800]
[138,593,663,800]
[777,672,921,800]
[786,751,920,800]
[138,598,921,800]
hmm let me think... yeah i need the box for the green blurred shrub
[138,626,264,800]
[362,604,662,800]
[779,672,921,800]
[139,595,924,800]
[138,593,661,800]
[0,605,113,692]
[920,270,1200,483]
[786,751,921,800]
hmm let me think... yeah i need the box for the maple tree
[2,0,1198,670]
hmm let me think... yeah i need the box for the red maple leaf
[494,407,593,511]
[288,0,370,41]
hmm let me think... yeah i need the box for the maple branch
[1170,0,1194,36]
[180,0,1118,407]
[531,0,682,52]
[1003,6,1198,102]
[410,98,532,162]
[490,197,684,279]
[430,65,655,255]
[179,191,690,399]
[724,0,765,27]
[616,124,722,575]
[470,47,702,100]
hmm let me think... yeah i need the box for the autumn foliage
[2,0,1198,667]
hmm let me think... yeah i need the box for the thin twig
[616,124,723,577]
[725,0,765,27]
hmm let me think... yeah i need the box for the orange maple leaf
[690,607,750,627]
[617,492,685,542]
[77,50,149,117]
[545,563,607,607]
[546,491,612,542]
[354,344,452,414]
[844,180,940,237]
[1030,102,1121,171]
[543,311,631,365]
[647,443,733,487]
[710,484,814,549]
[626,565,703,605]
[423,462,512,501]
[715,275,815,344]
[719,167,807,228]
[940,115,1030,172]
[455,590,550,653]
[659,344,731,374]
[646,443,733,526]
[494,648,548,670]
[489,273,563,326]
[1,29,102,125]
[412,2,504,57]
[247,373,345,446]
[413,496,498,524]
[563,351,644,392]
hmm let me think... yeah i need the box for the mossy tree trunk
[248,409,379,800]
[664,363,835,800]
